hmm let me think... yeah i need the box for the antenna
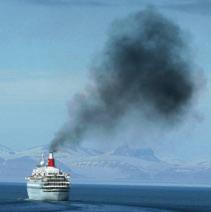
[40,153,45,166]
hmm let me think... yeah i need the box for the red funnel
[48,152,55,167]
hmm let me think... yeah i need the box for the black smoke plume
[50,8,195,152]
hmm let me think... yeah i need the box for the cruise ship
[26,152,70,201]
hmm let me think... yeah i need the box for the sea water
[0,183,211,211]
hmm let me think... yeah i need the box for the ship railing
[27,176,43,180]
[42,185,69,188]
[46,173,66,177]
[43,178,67,181]
[43,182,70,186]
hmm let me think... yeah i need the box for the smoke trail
[50,8,195,152]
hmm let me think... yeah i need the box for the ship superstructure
[26,152,70,201]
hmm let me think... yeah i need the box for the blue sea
[1,183,211,211]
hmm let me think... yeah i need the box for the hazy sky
[0,0,210,163]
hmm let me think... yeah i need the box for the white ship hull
[27,183,69,201]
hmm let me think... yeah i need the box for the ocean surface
[1,183,211,211]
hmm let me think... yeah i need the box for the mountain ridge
[0,144,211,185]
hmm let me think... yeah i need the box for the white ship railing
[42,185,69,188]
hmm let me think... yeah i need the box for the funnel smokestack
[48,152,55,167]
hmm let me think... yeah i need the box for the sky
[0,0,210,163]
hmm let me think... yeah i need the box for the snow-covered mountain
[0,144,15,157]
[1,144,211,185]
[112,145,160,162]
